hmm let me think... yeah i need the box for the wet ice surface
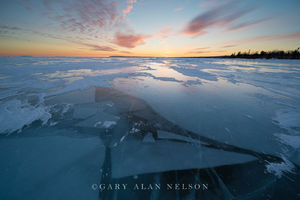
[0,57,300,199]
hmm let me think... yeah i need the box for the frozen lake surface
[0,57,299,199]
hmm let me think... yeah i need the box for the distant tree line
[226,48,300,59]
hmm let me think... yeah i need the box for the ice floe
[266,157,295,178]
[0,99,51,134]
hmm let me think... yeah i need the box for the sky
[0,0,300,57]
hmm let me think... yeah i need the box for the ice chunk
[76,112,119,128]
[266,157,295,178]
[143,132,155,143]
[244,114,253,119]
[129,128,140,134]
[102,121,117,128]
[106,102,114,107]
[120,135,126,142]
[94,121,102,128]
[0,100,51,134]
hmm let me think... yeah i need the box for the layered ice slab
[0,86,294,200]
[1,57,300,199]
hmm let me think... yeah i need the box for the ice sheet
[1,57,300,199]
[0,132,104,200]
[111,140,256,178]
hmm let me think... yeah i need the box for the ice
[0,99,51,134]
[106,102,114,107]
[76,113,119,128]
[46,87,96,104]
[157,130,204,144]
[266,157,295,178]
[244,114,253,119]
[73,104,98,119]
[273,109,300,130]
[142,132,155,143]
[111,140,256,178]
[183,79,202,86]
[129,128,140,134]
[1,57,300,199]
[102,121,117,128]
[0,132,104,200]
[150,76,183,83]
[275,133,300,149]
[94,121,103,127]
[120,135,126,142]
[171,66,218,81]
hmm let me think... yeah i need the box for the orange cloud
[113,32,150,48]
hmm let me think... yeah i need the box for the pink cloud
[182,1,256,35]
[122,5,134,18]
[79,43,116,52]
[157,27,173,38]
[113,32,151,48]
[43,0,119,34]
[174,7,183,12]
[127,0,137,4]
[122,0,137,18]
[228,18,269,31]
[199,0,217,8]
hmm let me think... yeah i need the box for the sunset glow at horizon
[1,0,300,57]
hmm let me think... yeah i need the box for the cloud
[0,25,22,31]
[122,5,134,18]
[186,47,211,54]
[182,0,256,35]
[113,32,151,48]
[223,31,300,47]
[43,0,119,34]
[187,49,225,55]
[0,24,117,53]
[241,31,300,43]
[122,0,137,18]
[222,44,236,48]
[199,0,217,8]
[174,7,183,12]
[228,18,269,31]
[157,27,173,38]
[78,43,117,52]
[187,50,211,54]
[194,47,210,50]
